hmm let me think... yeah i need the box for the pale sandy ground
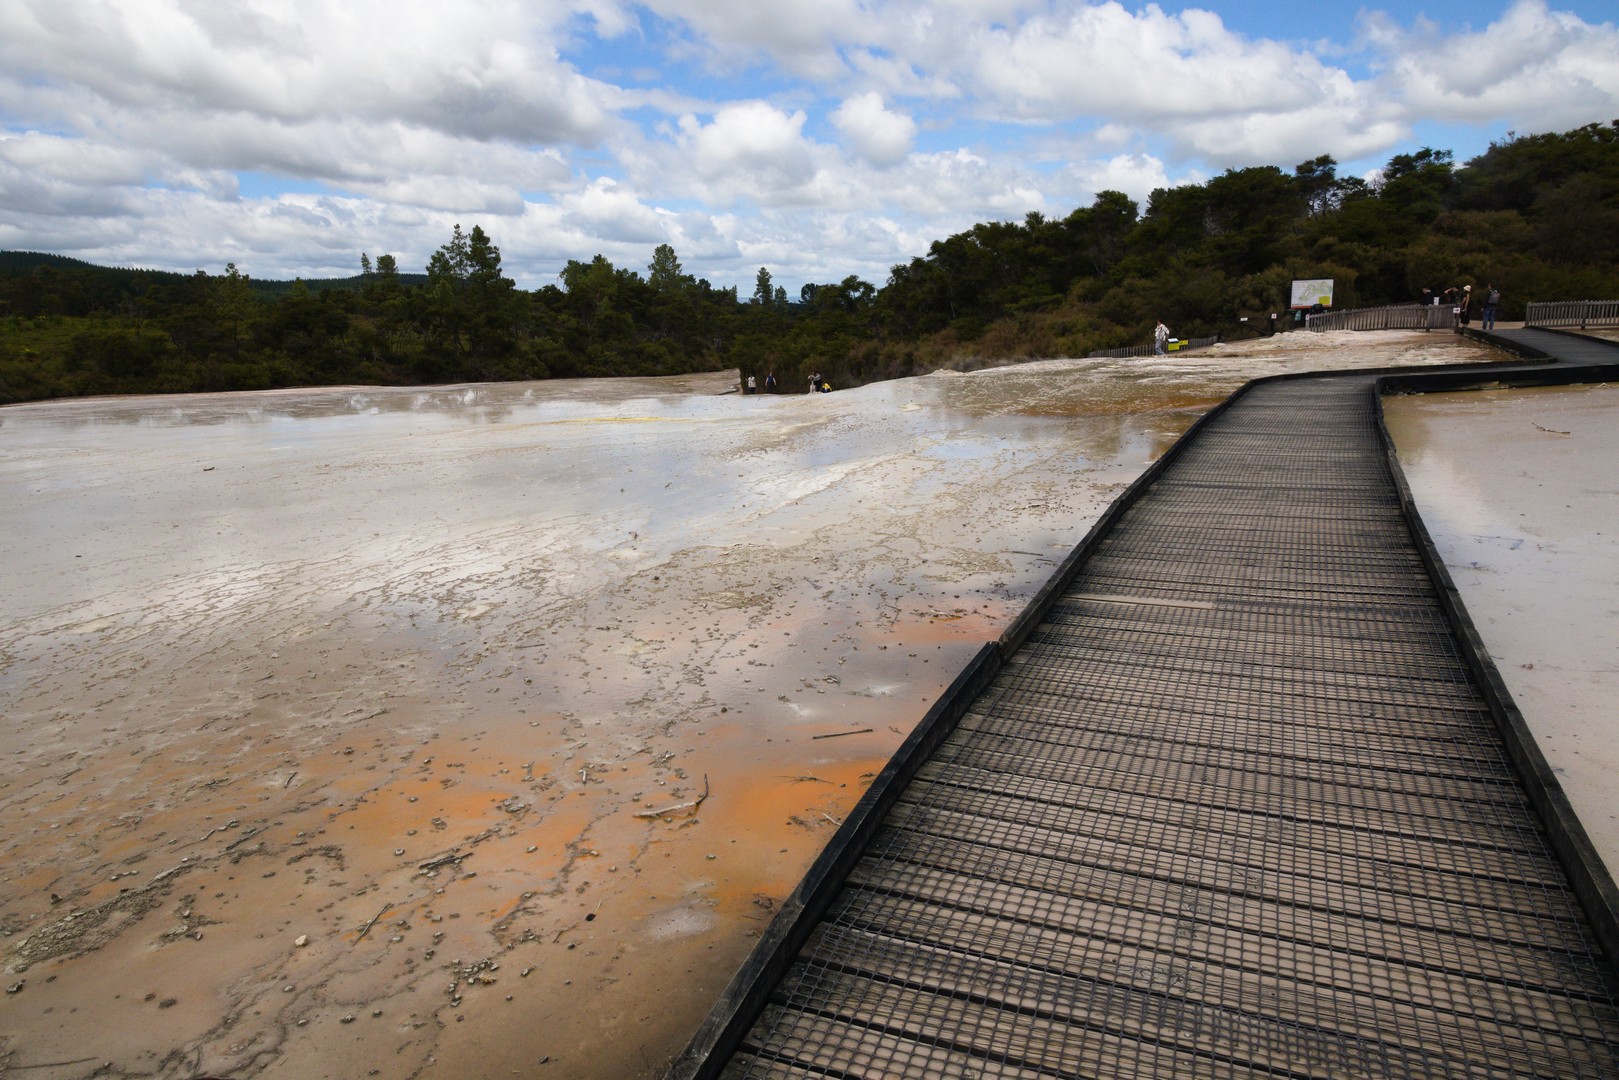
[0,331,1512,1079]
[1385,381,1619,872]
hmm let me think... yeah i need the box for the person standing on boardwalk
[1154,320,1169,356]
[746,374,756,395]
[1482,285,1501,330]
[765,371,777,393]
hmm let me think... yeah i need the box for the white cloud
[675,101,823,198]
[1065,153,1172,206]
[559,176,670,243]
[1162,103,1410,170]
[1368,0,1619,129]
[0,132,149,188]
[0,0,618,145]
[640,0,870,78]
[968,5,1380,137]
[574,0,641,38]
[831,92,918,166]
[844,48,961,102]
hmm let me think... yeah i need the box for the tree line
[2,120,1616,405]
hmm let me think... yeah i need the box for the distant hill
[0,250,427,300]
[248,271,431,298]
[0,250,189,288]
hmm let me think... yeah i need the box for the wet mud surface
[0,333,1494,1078]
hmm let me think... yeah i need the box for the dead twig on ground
[812,728,874,740]
[417,851,470,872]
[633,774,710,818]
[224,827,262,852]
[354,905,389,944]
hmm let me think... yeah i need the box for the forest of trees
[2,120,1617,405]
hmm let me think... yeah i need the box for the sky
[0,0,1615,296]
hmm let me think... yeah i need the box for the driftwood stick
[354,905,389,944]
[5,1056,101,1071]
[418,851,470,872]
[224,827,263,852]
[812,728,874,740]
[633,774,710,818]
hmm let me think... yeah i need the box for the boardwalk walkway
[670,329,1619,1079]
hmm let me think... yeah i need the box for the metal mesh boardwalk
[672,335,1619,1079]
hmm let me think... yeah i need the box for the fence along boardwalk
[670,332,1619,1079]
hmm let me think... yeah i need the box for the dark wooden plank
[1021,622,1474,684]
[807,894,1619,1070]
[913,757,1548,856]
[883,799,1573,917]
[844,851,1606,990]
[774,928,1607,1079]
[889,782,1563,891]
[852,824,1593,956]
[920,746,1541,840]
[970,682,1514,785]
